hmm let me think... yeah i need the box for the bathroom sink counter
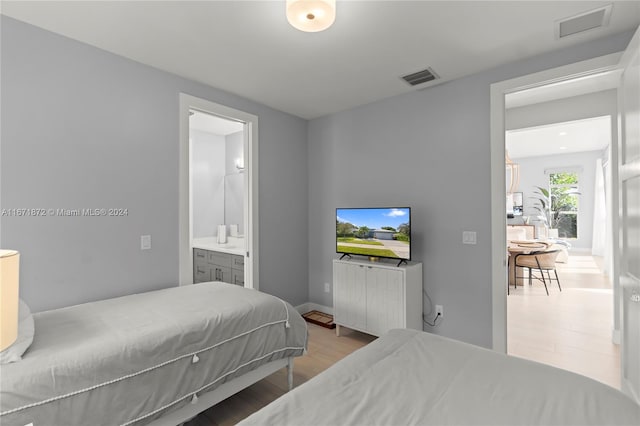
[192,236,245,256]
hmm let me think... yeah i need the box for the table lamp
[0,250,20,351]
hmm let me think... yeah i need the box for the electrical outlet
[324,283,330,293]
[141,235,151,250]
[435,305,444,318]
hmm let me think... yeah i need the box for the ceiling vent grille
[401,67,439,86]
[556,5,612,39]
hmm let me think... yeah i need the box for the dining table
[507,240,552,292]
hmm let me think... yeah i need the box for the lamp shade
[0,250,20,351]
[286,0,336,32]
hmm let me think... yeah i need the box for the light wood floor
[185,324,376,426]
[507,253,620,389]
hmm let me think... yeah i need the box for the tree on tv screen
[396,222,410,242]
[356,226,371,238]
[336,220,355,237]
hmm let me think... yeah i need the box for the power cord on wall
[423,312,442,327]
[422,288,443,327]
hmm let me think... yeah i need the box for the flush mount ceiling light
[286,0,336,32]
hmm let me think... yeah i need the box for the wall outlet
[324,283,330,293]
[141,235,151,250]
[435,305,444,318]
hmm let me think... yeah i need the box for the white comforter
[241,328,640,425]
[1,282,307,426]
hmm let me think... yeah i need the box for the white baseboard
[295,302,333,316]
[612,328,621,345]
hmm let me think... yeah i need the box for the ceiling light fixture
[286,0,336,32]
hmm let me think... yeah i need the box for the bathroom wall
[191,129,225,238]
[225,131,244,235]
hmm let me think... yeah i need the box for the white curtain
[591,158,607,257]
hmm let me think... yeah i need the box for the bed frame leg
[287,357,294,391]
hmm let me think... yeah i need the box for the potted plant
[530,185,580,239]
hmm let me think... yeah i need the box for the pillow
[0,299,35,364]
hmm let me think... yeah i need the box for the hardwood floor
[507,252,620,389]
[185,324,376,426]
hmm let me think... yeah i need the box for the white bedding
[0,282,307,426]
[240,328,640,425]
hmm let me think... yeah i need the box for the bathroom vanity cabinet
[193,248,244,286]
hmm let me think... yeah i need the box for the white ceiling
[506,115,611,159]
[2,1,639,119]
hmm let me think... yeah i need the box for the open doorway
[491,28,640,401]
[490,55,623,360]
[505,112,618,387]
[189,111,246,284]
[178,94,259,290]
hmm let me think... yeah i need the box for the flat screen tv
[336,207,411,263]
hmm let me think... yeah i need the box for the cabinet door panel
[232,255,244,268]
[212,266,232,283]
[366,267,404,336]
[209,252,232,268]
[232,269,244,286]
[333,262,367,330]
[194,264,211,283]
[194,249,208,263]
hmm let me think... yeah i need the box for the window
[549,172,579,239]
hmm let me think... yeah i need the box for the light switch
[462,231,477,245]
[141,235,151,250]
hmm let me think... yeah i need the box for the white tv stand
[332,258,423,337]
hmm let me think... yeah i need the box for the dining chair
[513,249,562,296]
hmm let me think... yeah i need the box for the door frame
[178,94,259,290]
[489,52,623,353]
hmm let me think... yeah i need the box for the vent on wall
[401,67,439,86]
[556,4,612,39]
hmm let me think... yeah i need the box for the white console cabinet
[332,259,422,337]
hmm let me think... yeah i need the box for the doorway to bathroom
[178,94,259,290]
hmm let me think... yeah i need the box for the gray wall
[506,89,618,131]
[191,130,225,239]
[516,150,604,249]
[1,15,632,347]
[308,31,634,348]
[0,16,309,311]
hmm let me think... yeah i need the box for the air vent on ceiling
[401,67,439,86]
[556,5,612,39]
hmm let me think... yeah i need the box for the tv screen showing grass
[336,207,411,261]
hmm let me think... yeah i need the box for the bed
[0,282,307,426]
[240,328,640,425]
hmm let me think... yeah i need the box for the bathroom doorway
[189,111,243,239]
[178,94,259,290]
